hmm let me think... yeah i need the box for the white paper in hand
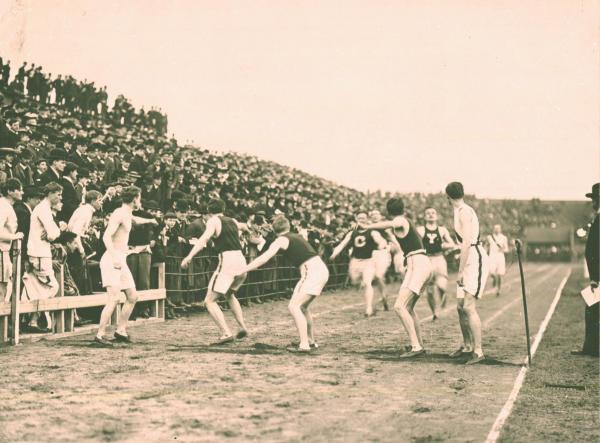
[580,286,600,307]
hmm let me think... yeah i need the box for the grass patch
[500,266,599,442]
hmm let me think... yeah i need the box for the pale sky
[1,0,598,200]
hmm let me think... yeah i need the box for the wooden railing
[0,240,166,345]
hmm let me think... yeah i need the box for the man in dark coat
[573,183,600,357]
[38,148,66,186]
[58,162,80,222]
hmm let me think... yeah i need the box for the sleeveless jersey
[213,216,242,253]
[453,203,480,245]
[422,226,443,255]
[282,233,318,268]
[350,229,377,259]
[392,218,425,255]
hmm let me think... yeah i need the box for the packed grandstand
[0,57,586,321]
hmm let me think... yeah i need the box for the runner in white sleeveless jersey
[236,215,329,353]
[95,186,158,346]
[445,182,489,365]
[181,198,250,344]
[487,224,509,296]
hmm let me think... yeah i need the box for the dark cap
[48,148,68,162]
[586,183,599,200]
[144,200,161,210]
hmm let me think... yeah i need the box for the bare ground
[0,262,573,443]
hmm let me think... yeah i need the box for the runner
[330,212,388,316]
[445,182,490,365]
[236,215,329,353]
[487,224,509,296]
[181,198,250,344]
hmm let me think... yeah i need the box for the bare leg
[205,290,232,338]
[394,287,422,350]
[463,293,483,355]
[496,276,502,295]
[227,292,248,332]
[407,293,423,348]
[97,287,120,338]
[116,288,138,336]
[373,276,388,309]
[301,301,316,344]
[289,292,315,350]
[364,280,374,316]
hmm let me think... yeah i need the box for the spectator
[58,162,79,222]
[0,178,24,302]
[38,148,66,186]
[12,148,34,186]
[14,185,43,263]
[68,139,91,168]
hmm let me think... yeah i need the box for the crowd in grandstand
[0,57,568,327]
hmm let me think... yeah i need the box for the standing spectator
[573,183,600,357]
[12,148,35,186]
[0,178,24,302]
[23,182,63,332]
[68,139,91,168]
[130,144,148,175]
[33,158,48,185]
[38,148,66,186]
[1,60,9,86]
[75,168,90,204]
[14,185,43,263]
[58,162,79,222]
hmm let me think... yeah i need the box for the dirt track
[0,262,571,442]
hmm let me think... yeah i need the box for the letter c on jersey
[354,235,367,248]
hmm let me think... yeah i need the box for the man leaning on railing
[0,178,25,302]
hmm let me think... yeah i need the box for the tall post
[515,239,532,365]
[10,239,22,345]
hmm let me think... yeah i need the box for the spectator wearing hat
[130,144,148,175]
[58,162,80,222]
[68,139,91,169]
[573,183,600,357]
[12,148,35,186]
[75,167,90,204]
[0,147,17,180]
[39,148,66,186]
[33,158,48,186]
[0,178,24,302]
[14,185,44,262]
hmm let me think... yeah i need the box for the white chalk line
[484,267,571,443]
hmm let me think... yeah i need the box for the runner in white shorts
[238,215,329,353]
[446,181,489,365]
[360,198,432,358]
[330,212,387,317]
[369,209,393,311]
[96,186,158,346]
[487,224,509,296]
[416,208,456,320]
[182,198,250,344]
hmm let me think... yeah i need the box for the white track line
[484,267,571,443]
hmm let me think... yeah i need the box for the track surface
[0,262,571,442]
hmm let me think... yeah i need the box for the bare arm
[330,232,352,260]
[440,226,456,250]
[371,230,388,250]
[0,212,21,241]
[132,215,157,226]
[102,212,122,261]
[457,212,472,281]
[181,217,218,267]
[242,237,287,274]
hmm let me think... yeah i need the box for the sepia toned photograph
[0,1,598,442]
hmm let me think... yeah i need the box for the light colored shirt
[0,197,18,252]
[488,233,509,255]
[28,198,61,258]
[68,204,95,237]
[453,201,481,245]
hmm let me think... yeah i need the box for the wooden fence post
[10,239,22,345]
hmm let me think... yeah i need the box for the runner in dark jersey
[181,198,250,344]
[359,198,432,358]
[238,216,330,353]
[369,209,393,311]
[416,207,456,319]
[330,212,387,317]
